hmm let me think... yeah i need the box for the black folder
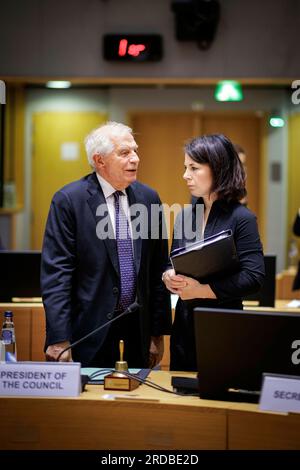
[170,229,239,280]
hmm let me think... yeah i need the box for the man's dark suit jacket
[41,172,171,366]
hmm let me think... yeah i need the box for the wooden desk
[0,371,299,450]
[244,299,300,313]
[276,268,300,300]
[0,303,45,361]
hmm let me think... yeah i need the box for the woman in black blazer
[293,209,300,290]
[162,134,265,371]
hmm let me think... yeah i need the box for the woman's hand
[162,269,217,300]
[177,276,202,300]
[177,276,217,301]
[162,269,187,294]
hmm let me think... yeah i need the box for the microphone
[56,301,140,362]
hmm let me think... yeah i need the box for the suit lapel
[193,197,219,239]
[198,199,226,238]
[204,206,219,238]
[86,173,120,276]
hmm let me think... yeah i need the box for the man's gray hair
[84,121,133,168]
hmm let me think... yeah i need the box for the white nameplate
[259,374,300,413]
[0,362,81,397]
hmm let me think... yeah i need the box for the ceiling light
[46,81,71,89]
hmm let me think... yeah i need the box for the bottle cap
[4,311,13,317]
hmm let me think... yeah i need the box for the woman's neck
[202,193,218,210]
[201,194,218,236]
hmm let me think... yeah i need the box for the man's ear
[93,153,104,169]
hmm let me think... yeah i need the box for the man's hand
[45,341,72,362]
[148,335,164,368]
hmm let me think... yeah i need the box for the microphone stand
[56,302,140,362]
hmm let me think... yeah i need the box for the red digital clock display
[103,34,163,62]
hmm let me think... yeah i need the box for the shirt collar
[96,173,126,199]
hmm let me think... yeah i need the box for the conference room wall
[287,112,300,264]
[0,0,298,79]
[14,86,290,271]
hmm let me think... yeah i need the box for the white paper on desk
[287,300,300,308]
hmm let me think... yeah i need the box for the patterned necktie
[113,190,137,310]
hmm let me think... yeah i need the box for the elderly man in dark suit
[41,121,171,368]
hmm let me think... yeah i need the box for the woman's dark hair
[185,134,246,202]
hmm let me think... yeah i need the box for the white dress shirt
[96,173,133,240]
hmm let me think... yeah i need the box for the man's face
[94,132,140,190]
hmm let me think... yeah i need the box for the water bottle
[1,311,17,360]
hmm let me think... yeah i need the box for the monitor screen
[194,307,300,402]
[0,251,41,301]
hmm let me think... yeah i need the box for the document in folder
[170,229,239,280]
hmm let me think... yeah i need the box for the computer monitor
[244,254,276,307]
[0,251,41,301]
[194,307,300,402]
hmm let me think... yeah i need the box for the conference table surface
[1,370,300,450]
[244,299,300,312]
[1,300,300,450]
[1,298,300,310]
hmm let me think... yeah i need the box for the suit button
[107,312,113,320]
[113,287,119,295]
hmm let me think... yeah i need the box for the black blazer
[171,198,265,303]
[170,198,265,371]
[41,173,171,366]
[293,212,300,290]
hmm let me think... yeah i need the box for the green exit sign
[215,81,243,102]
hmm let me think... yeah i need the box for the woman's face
[183,153,214,199]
